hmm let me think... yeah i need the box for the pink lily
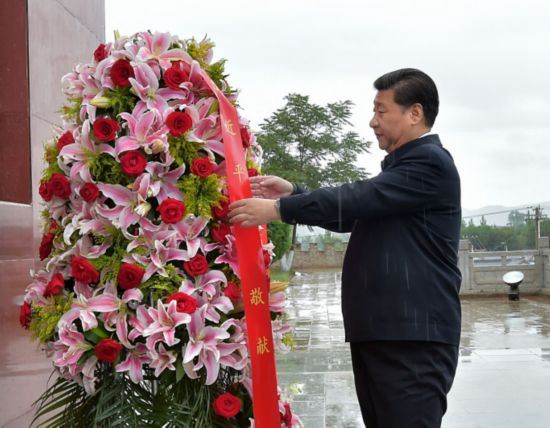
[60,120,115,182]
[149,343,177,377]
[96,174,158,239]
[182,306,230,385]
[115,343,151,383]
[214,235,241,278]
[129,62,187,115]
[24,269,51,306]
[141,300,191,347]
[128,305,154,341]
[172,215,209,258]
[180,269,227,299]
[128,238,188,281]
[269,291,287,314]
[116,110,167,156]
[146,160,184,203]
[194,289,234,324]
[60,286,119,331]
[126,224,176,252]
[271,319,292,353]
[218,318,248,370]
[101,283,144,348]
[54,324,93,376]
[81,356,98,395]
[186,98,225,156]
[136,31,192,70]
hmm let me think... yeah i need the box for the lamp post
[503,271,524,301]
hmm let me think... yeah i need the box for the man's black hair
[374,68,439,127]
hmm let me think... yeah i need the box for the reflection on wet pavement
[276,271,550,428]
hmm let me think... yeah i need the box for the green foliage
[186,38,216,66]
[168,136,202,167]
[269,269,293,283]
[32,367,251,427]
[42,144,64,182]
[60,97,83,123]
[178,174,225,219]
[104,87,137,117]
[207,59,229,90]
[461,219,550,250]
[507,210,527,227]
[268,221,293,262]
[282,332,295,350]
[185,38,228,90]
[89,153,131,186]
[258,93,371,190]
[29,295,73,344]
[89,229,132,286]
[140,265,182,302]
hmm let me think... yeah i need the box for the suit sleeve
[279,155,442,226]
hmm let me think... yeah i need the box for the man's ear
[409,103,424,125]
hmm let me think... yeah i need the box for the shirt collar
[381,134,441,170]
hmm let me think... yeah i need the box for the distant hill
[462,201,550,226]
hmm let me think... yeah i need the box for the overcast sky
[106,0,550,210]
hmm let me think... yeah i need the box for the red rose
[93,117,119,142]
[183,254,209,277]
[119,150,147,176]
[20,301,32,329]
[111,59,134,87]
[212,392,242,418]
[247,167,259,177]
[44,273,65,297]
[80,182,100,203]
[164,62,189,90]
[157,198,186,223]
[211,223,231,243]
[281,402,293,426]
[191,157,215,178]
[71,256,99,284]
[240,126,251,148]
[212,200,230,220]
[57,131,75,152]
[263,250,272,269]
[39,181,54,202]
[166,292,198,314]
[49,221,60,232]
[117,263,145,290]
[94,338,123,363]
[39,233,55,260]
[50,173,71,199]
[223,282,241,301]
[94,43,108,62]
[166,111,193,136]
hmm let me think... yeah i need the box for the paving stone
[275,271,550,427]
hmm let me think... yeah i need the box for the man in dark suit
[228,68,461,428]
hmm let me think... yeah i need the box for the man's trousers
[350,340,459,428]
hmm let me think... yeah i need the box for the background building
[0,1,104,425]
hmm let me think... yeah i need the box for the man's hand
[250,175,293,200]
[228,198,281,227]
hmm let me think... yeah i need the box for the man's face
[369,89,413,153]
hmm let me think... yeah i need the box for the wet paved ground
[276,271,550,428]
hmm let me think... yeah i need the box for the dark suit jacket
[279,134,462,345]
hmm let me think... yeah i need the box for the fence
[284,237,550,295]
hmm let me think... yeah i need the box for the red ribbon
[198,69,280,427]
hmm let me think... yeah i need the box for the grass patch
[270,269,294,282]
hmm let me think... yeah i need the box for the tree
[258,94,372,258]
[258,93,371,189]
[507,210,526,227]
